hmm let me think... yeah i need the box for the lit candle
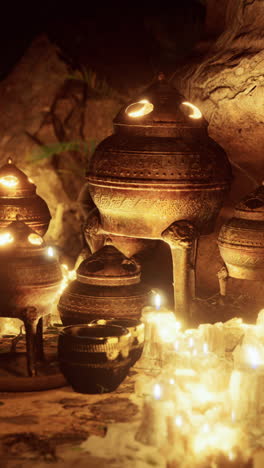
[135,383,174,448]
[230,345,264,422]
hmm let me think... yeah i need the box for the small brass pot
[0,218,62,317]
[218,185,264,280]
[0,158,51,235]
[93,318,145,366]
[58,324,131,393]
[58,245,151,324]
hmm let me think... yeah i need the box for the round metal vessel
[58,324,132,393]
[87,75,232,239]
[218,185,264,280]
[0,218,62,316]
[0,158,51,235]
[58,244,151,325]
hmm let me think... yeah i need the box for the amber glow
[182,102,202,119]
[0,175,19,188]
[126,99,154,118]
[154,293,161,310]
[59,264,76,294]
[153,383,162,400]
[244,345,264,369]
[28,233,43,246]
[193,423,239,456]
[0,232,14,246]
[47,246,55,257]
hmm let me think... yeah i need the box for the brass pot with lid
[85,74,232,323]
[0,158,51,235]
[218,184,264,284]
[0,217,62,376]
[58,244,151,325]
[0,217,62,314]
[87,74,232,239]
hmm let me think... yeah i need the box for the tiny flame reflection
[126,99,154,118]
[28,233,43,246]
[0,175,18,188]
[0,232,14,246]
[182,102,202,119]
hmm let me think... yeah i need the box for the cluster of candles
[134,295,264,467]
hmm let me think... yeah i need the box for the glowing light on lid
[126,99,154,118]
[28,233,43,246]
[0,232,14,246]
[0,175,18,188]
[181,102,202,119]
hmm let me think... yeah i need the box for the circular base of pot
[0,352,67,392]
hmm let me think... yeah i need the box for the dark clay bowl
[58,324,131,393]
[93,318,145,366]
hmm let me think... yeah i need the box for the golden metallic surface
[85,75,232,322]
[0,158,51,235]
[58,245,151,325]
[87,76,232,239]
[58,324,132,393]
[0,219,62,376]
[218,185,264,281]
[93,318,145,365]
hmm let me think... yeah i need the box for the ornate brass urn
[87,75,231,238]
[58,244,151,325]
[0,217,62,375]
[86,75,232,323]
[218,184,264,296]
[0,158,51,235]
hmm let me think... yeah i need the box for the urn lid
[235,184,264,221]
[0,157,36,197]
[113,73,207,131]
[0,216,46,255]
[77,244,141,286]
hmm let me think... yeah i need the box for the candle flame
[153,383,162,400]
[202,423,210,433]
[154,294,161,310]
[188,337,194,348]
[0,175,18,188]
[175,415,183,427]
[47,246,55,257]
[174,340,179,352]
[126,99,154,118]
[245,345,263,369]
[182,102,202,119]
[28,233,43,246]
[0,232,14,246]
